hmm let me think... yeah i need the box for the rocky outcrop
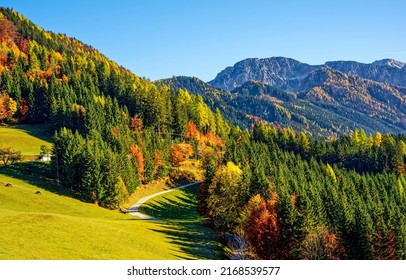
[209,57,406,91]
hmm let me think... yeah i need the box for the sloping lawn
[0,162,223,259]
[0,124,53,156]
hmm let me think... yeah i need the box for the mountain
[209,57,406,91]
[160,62,406,136]
[298,67,406,132]
[231,80,405,136]
[157,76,405,137]
[325,59,406,86]
[300,67,406,114]
[209,57,318,92]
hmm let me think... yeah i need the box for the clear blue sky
[2,0,406,81]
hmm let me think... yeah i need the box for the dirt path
[128,181,201,219]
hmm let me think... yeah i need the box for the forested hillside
[199,122,406,259]
[0,8,228,208]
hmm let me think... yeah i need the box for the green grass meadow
[140,185,225,259]
[0,124,53,156]
[0,164,223,259]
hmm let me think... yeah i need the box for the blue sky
[2,0,406,81]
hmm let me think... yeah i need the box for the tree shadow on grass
[11,124,54,143]
[142,187,227,259]
[0,161,82,200]
[150,221,226,260]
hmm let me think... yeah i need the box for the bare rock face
[209,57,406,92]
[209,57,320,92]
[325,59,406,86]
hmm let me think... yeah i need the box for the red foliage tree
[372,230,397,260]
[19,98,29,122]
[245,192,285,259]
[16,34,30,54]
[0,17,17,43]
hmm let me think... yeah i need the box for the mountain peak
[210,57,406,91]
[372,59,405,69]
[209,57,317,92]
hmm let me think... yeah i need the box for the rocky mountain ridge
[157,58,406,136]
[209,57,406,92]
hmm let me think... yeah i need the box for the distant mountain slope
[203,57,406,136]
[325,59,406,86]
[300,67,406,116]
[209,57,406,91]
[231,80,405,136]
[157,76,406,137]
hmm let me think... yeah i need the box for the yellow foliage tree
[326,163,337,183]
[0,92,17,123]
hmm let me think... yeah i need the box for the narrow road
[128,181,201,219]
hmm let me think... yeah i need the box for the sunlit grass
[0,124,53,156]
[0,170,222,259]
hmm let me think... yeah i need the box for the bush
[169,168,204,186]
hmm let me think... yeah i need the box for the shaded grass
[0,124,53,156]
[0,161,77,199]
[140,185,226,259]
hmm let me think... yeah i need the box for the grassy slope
[0,168,168,259]
[0,125,53,156]
[140,185,224,259]
[0,124,223,260]
[0,165,222,259]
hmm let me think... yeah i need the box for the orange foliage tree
[170,144,184,167]
[245,192,285,259]
[111,127,119,137]
[130,114,143,134]
[299,225,344,260]
[184,121,200,141]
[153,149,165,178]
[130,144,145,181]
[170,143,194,167]
[203,130,224,149]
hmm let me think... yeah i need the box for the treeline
[200,123,406,259]
[253,122,406,175]
[0,8,228,207]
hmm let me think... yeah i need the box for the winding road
[128,181,201,219]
